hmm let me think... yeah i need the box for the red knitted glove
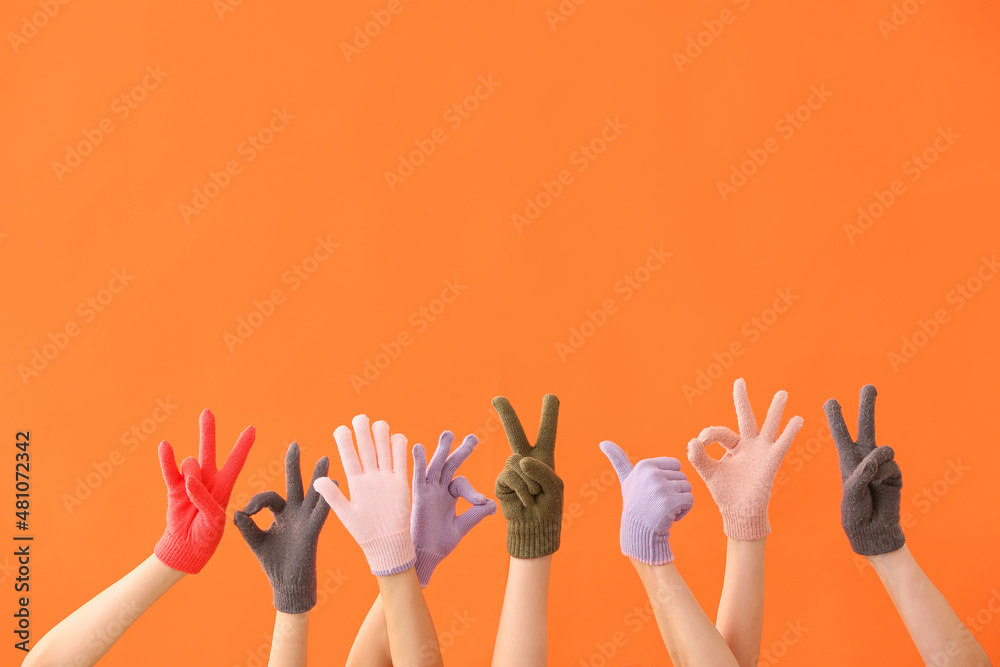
[154,409,256,573]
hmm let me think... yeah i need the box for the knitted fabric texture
[154,409,256,574]
[234,443,331,613]
[314,415,416,575]
[687,378,803,541]
[600,441,694,564]
[824,385,905,556]
[493,394,564,559]
[411,431,497,587]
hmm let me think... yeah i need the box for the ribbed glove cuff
[272,581,318,614]
[414,548,444,588]
[846,522,905,556]
[719,507,771,541]
[361,530,417,576]
[154,532,216,574]
[507,519,561,559]
[620,513,674,565]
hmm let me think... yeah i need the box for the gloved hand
[493,394,564,559]
[314,415,415,576]
[155,409,256,574]
[687,378,803,540]
[824,384,905,556]
[234,443,331,613]
[600,441,694,565]
[411,431,497,587]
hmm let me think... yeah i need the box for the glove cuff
[272,582,318,614]
[414,548,444,589]
[846,522,905,556]
[620,513,673,565]
[719,507,770,541]
[507,519,561,559]
[361,530,417,576]
[154,531,217,574]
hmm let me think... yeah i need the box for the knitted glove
[600,441,693,565]
[493,394,564,559]
[234,443,331,613]
[155,409,256,574]
[687,378,803,540]
[824,385,905,556]
[314,415,415,576]
[411,431,497,587]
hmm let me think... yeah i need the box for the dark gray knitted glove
[234,443,331,613]
[824,385,905,556]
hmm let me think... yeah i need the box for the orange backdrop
[2,0,999,664]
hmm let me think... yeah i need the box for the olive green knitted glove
[493,394,563,559]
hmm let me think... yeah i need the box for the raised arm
[346,430,496,666]
[234,442,331,666]
[824,385,990,667]
[315,414,442,667]
[600,440,738,666]
[24,409,255,667]
[491,394,563,667]
[687,378,803,666]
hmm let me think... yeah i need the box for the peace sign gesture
[824,385,905,556]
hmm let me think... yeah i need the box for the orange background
[2,0,999,664]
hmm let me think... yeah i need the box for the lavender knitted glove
[411,431,497,587]
[600,441,694,565]
[687,378,804,540]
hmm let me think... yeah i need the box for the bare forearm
[24,555,185,667]
[869,546,989,667]
[267,612,309,666]
[716,538,766,667]
[346,595,393,667]
[632,560,740,667]
[492,556,551,667]
[377,569,441,667]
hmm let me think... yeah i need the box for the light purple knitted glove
[411,431,497,587]
[600,441,694,565]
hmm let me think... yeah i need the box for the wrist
[847,522,905,557]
